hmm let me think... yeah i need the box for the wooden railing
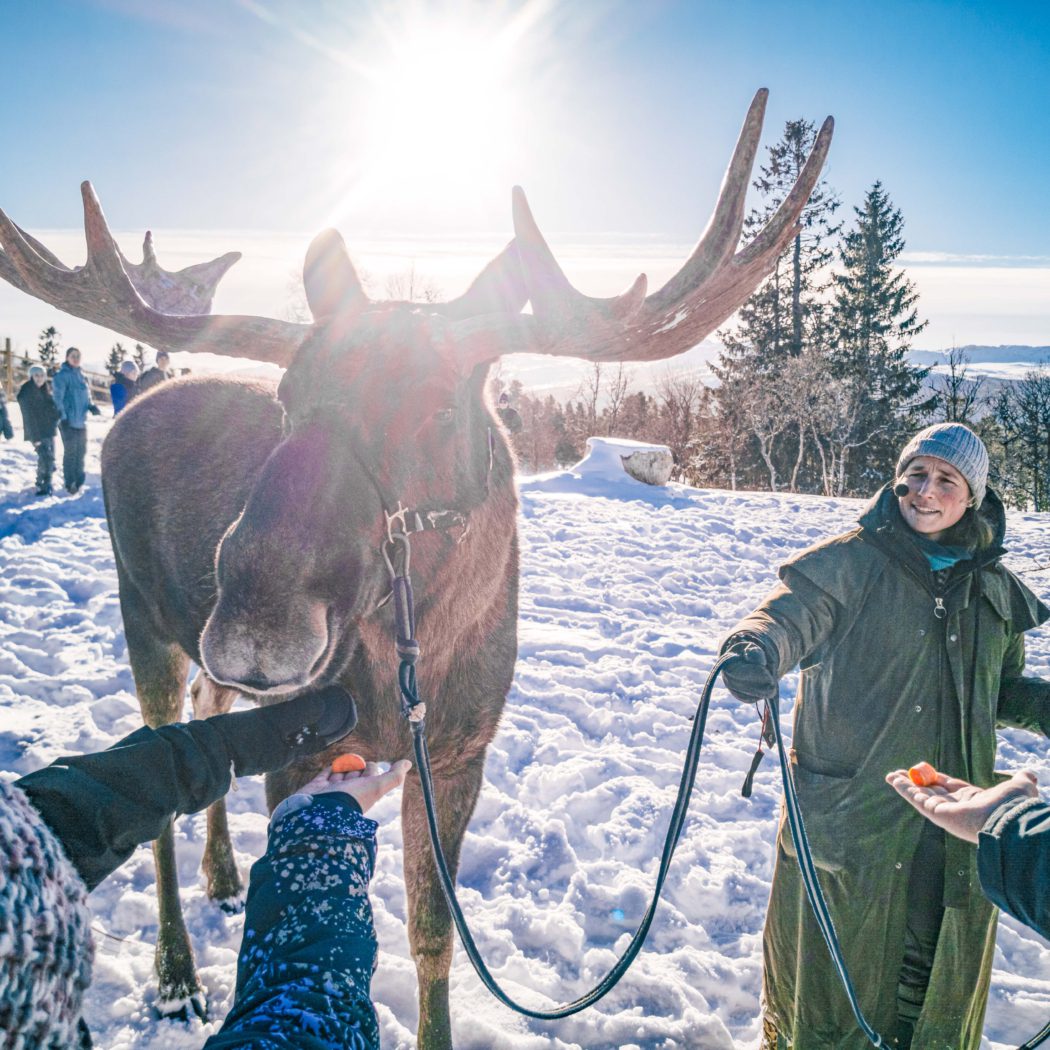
[2,339,113,403]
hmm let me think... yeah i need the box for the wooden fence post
[3,338,12,400]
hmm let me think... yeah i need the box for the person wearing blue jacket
[0,683,407,1048]
[887,766,1050,941]
[51,346,100,493]
[109,359,140,415]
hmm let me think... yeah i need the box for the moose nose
[200,598,332,693]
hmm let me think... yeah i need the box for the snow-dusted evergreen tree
[828,181,930,493]
[37,325,60,373]
[107,341,127,375]
[711,118,841,490]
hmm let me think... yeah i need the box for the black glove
[88,404,101,416]
[721,636,778,702]
[210,684,358,777]
[1,420,12,440]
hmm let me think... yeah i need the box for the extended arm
[16,686,357,890]
[203,793,381,1050]
[996,632,1050,737]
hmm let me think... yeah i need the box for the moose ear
[303,229,369,321]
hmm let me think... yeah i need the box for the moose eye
[434,407,455,424]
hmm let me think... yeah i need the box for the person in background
[137,349,173,393]
[2,683,409,1049]
[720,422,1050,1050]
[17,363,62,494]
[51,346,100,494]
[496,391,523,434]
[109,358,140,415]
[0,387,13,441]
[887,766,1050,942]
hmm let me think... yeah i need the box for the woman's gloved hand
[212,684,359,777]
[721,636,778,702]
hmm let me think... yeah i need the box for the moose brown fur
[0,90,831,1047]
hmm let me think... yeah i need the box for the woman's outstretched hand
[886,765,1039,844]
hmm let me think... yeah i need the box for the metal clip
[382,531,411,582]
[934,597,947,620]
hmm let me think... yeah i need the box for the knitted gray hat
[0,779,93,1048]
[28,364,46,378]
[896,423,989,508]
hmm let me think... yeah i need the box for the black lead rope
[398,643,727,1018]
[387,541,1047,1045]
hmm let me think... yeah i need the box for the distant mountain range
[499,342,1050,403]
[910,345,1050,384]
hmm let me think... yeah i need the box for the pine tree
[37,326,60,373]
[107,341,127,375]
[711,118,841,490]
[133,343,147,370]
[827,181,930,492]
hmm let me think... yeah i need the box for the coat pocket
[779,758,860,875]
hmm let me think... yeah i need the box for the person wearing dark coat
[721,422,1050,1050]
[0,388,13,441]
[137,350,173,393]
[0,683,408,1049]
[887,766,1050,941]
[109,359,140,415]
[17,364,62,494]
[496,392,523,435]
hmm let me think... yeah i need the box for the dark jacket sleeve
[977,796,1050,940]
[204,793,380,1050]
[723,568,844,678]
[996,632,1050,737]
[15,720,235,890]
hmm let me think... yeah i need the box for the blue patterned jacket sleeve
[204,793,381,1049]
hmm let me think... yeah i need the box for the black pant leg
[36,438,55,490]
[60,422,79,490]
[73,425,87,487]
[896,820,946,1045]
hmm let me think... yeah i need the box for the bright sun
[347,9,535,221]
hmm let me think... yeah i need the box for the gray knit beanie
[895,423,989,508]
[0,779,93,1048]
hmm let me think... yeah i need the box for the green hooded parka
[729,485,1050,1049]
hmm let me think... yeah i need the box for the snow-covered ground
[2,412,1049,1049]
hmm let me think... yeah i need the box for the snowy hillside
[1,413,1049,1050]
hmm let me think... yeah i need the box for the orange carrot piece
[332,753,366,773]
[908,761,938,787]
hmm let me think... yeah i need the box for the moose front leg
[401,756,486,1050]
[189,670,243,908]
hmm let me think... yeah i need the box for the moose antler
[487,89,834,362]
[0,183,310,365]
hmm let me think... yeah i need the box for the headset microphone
[893,482,910,497]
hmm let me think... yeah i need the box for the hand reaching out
[299,760,412,815]
[886,766,1039,844]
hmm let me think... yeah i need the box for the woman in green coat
[721,422,1050,1050]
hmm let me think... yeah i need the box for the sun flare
[339,8,539,224]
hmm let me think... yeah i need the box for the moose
[0,90,830,1047]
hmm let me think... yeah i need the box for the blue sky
[2,0,1049,355]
